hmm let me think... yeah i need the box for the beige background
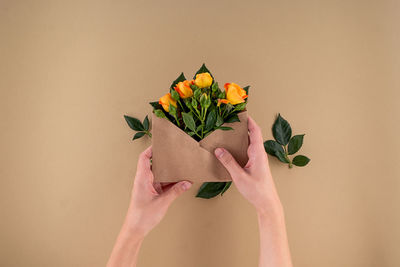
[1,0,399,266]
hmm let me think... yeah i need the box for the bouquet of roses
[125,64,250,198]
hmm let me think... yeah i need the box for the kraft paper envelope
[152,111,249,183]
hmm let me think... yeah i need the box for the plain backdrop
[1,0,399,266]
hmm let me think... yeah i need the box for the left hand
[124,146,192,238]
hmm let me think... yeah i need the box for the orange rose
[223,83,248,105]
[194,72,213,88]
[159,93,177,112]
[174,80,193,98]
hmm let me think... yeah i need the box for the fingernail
[181,181,192,190]
[215,148,225,158]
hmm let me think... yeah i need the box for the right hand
[214,116,283,215]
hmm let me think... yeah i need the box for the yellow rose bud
[223,83,248,105]
[174,80,193,99]
[194,72,213,88]
[159,93,177,112]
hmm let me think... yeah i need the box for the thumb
[162,181,192,204]
[214,148,244,180]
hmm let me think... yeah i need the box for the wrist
[255,196,284,220]
[122,209,149,241]
[121,218,147,242]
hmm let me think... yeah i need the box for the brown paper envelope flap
[152,111,248,183]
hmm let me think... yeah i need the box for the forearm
[257,203,293,267]
[107,219,145,267]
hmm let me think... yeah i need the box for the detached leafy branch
[124,115,151,140]
[264,114,310,168]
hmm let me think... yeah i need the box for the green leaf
[211,82,220,92]
[196,124,203,132]
[216,126,233,131]
[200,94,209,108]
[193,63,214,80]
[216,114,224,127]
[170,72,186,89]
[143,115,149,131]
[272,114,292,145]
[171,90,180,101]
[193,88,201,99]
[190,84,199,91]
[243,85,250,95]
[292,155,310,166]
[132,132,145,140]
[187,132,195,136]
[205,96,211,108]
[220,182,232,196]
[205,109,217,130]
[234,102,246,111]
[169,104,177,117]
[196,182,227,199]
[218,91,226,99]
[124,115,144,131]
[191,98,198,110]
[276,150,290,163]
[182,112,196,132]
[225,114,240,123]
[288,134,305,155]
[154,109,166,119]
[264,140,285,156]
[149,101,162,110]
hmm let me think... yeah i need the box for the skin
[107,116,293,267]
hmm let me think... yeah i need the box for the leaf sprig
[264,114,310,168]
[124,115,152,140]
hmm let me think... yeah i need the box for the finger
[137,146,152,171]
[247,116,264,147]
[153,182,163,194]
[157,182,176,193]
[214,148,244,180]
[161,181,192,204]
[135,146,153,185]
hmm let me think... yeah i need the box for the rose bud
[159,93,177,112]
[194,72,213,88]
[174,80,193,98]
[223,83,248,105]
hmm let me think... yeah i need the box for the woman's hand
[215,116,292,267]
[126,146,192,238]
[214,116,282,215]
[107,146,191,267]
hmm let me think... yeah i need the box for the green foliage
[196,182,230,199]
[133,132,145,140]
[171,90,180,101]
[264,114,310,168]
[272,114,292,145]
[225,114,240,123]
[154,109,166,118]
[205,109,217,131]
[292,155,310,166]
[149,101,162,110]
[124,115,152,140]
[124,115,144,131]
[288,134,304,155]
[182,112,196,132]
